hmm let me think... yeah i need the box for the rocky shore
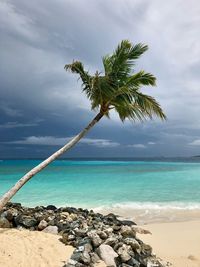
[0,203,165,267]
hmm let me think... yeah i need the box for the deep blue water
[1,159,200,210]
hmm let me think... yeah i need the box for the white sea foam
[93,201,200,212]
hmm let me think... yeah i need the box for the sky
[0,0,200,158]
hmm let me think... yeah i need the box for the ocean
[1,159,200,222]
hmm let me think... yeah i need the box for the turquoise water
[1,159,200,210]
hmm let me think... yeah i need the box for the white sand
[0,228,74,267]
[1,220,200,267]
[140,220,200,267]
[0,227,106,267]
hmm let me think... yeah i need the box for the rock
[97,244,118,267]
[113,242,124,251]
[120,220,136,226]
[80,251,91,264]
[42,225,58,234]
[69,213,78,221]
[71,251,82,261]
[104,213,118,223]
[104,227,113,235]
[87,230,102,247]
[74,228,88,237]
[38,219,48,230]
[60,212,70,218]
[66,259,78,266]
[98,231,108,240]
[124,238,140,250]
[117,244,132,262]
[104,236,118,247]
[46,205,57,211]
[113,225,121,231]
[126,257,140,266]
[68,234,76,241]
[7,208,19,218]
[90,252,100,264]
[83,243,93,253]
[133,227,152,235]
[2,210,13,221]
[71,250,91,265]
[141,243,152,256]
[62,233,69,244]
[14,215,38,228]
[0,217,11,228]
[120,225,136,238]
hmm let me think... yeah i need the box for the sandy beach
[140,220,200,267]
[0,228,74,267]
[0,219,200,267]
[0,227,106,267]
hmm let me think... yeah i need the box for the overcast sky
[0,0,200,158]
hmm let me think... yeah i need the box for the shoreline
[9,201,200,225]
[1,203,200,267]
[0,202,163,267]
[96,206,200,224]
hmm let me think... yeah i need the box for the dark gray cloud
[0,0,200,158]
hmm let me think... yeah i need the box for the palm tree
[0,40,166,210]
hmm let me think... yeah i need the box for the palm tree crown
[65,40,166,122]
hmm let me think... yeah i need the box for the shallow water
[1,159,200,222]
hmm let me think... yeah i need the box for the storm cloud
[0,0,200,158]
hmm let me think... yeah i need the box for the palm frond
[64,61,92,97]
[127,71,156,88]
[128,43,148,60]
[103,40,149,85]
[134,92,166,121]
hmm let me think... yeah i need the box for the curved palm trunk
[0,112,104,210]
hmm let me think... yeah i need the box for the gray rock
[81,251,91,264]
[104,227,113,235]
[124,238,140,250]
[74,228,88,237]
[104,236,118,247]
[117,244,132,262]
[97,244,118,267]
[113,242,124,251]
[8,208,19,217]
[38,219,48,230]
[68,234,76,241]
[42,225,58,234]
[87,230,102,247]
[83,243,93,253]
[62,233,69,244]
[90,252,100,264]
[141,243,152,256]
[127,257,140,267]
[120,225,136,238]
[14,215,38,228]
[46,205,57,210]
[66,259,78,266]
[0,216,11,228]
[120,220,136,226]
[98,231,108,240]
[71,251,91,265]
[1,210,13,221]
[71,251,82,261]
